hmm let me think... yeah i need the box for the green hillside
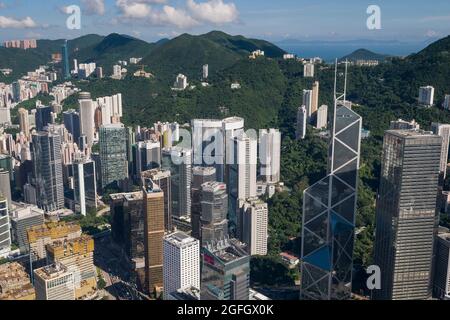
[340,48,389,62]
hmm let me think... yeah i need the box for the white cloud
[116,0,198,28]
[186,0,238,25]
[82,0,106,16]
[0,16,37,29]
[151,5,198,28]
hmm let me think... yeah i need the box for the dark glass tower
[300,62,362,300]
[62,40,70,80]
[374,130,442,300]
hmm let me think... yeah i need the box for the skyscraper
[9,204,44,253]
[35,105,52,131]
[228,132,257,238]
[304,62,315,78]
[444,95,450,110]
[203,64,209,80]
[162,147,191,219]
[374,130,442,300]
[163,232,200,300]
[242,198,268,256]
[431,123,450,181]
[200,181,228,246]
[0,195,10,257]
[316,105,328,130]
[433,229,450,299]
[296,106,307,140]
[143,178,165,294]
[300,62,362,300]
[18,108,30,137]
[311,81,320,116]
[72,155,97,216]
[201,239,250,300]
[259,129,281,184]
[142,169,172,232]
[62,40,70,80]
[34,263,75,300]
[191,167,216,240]
[99,123,128,189]
[133,141,161,179]
[31,130,64,212]
[303,89,313,118]
[78,92,96,147]
[63,109,81,144]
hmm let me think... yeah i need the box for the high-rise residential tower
[311,81,320,116]
[374,130,442,300]
[300,62,362,300]
[419,86,435,106]
[431,123,450,182]
[259,129,281,184]
[296,106,307,140]
[303,89,313,118]
[242,198,268,256]
[78,92,96,147]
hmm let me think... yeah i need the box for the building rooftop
[34,263,70,280]
[201,181,226,193]
[0,262,35,300]
[206,238,248,264]
[110,192,143,202]
[165,232,198,247]
[386,129,438,138]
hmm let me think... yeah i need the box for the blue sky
[0,0,449,43]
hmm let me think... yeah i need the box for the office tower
[201,239,250,300]
[242,198,268,256]
[163,232,200,300]
[9,204,44,253]
[316,105,328,129]
[444,95,450,110]
[0,170,11,208]
[433,229,450,299]
[296,106,307,140]
[27,222,82,263]
[31,130,64,212]
[432,123,450,181]
[142,169,172,232]
[62,40,70,80]
[300,62,362,300]
[46,235,97,299]
[390,119,420,130]
[162,147,192,219]
[78,92,96,147]
[35,105,52,131]
[34,263,75,300]
[259,129,281,184]
[134,141,161,178]
[304,62,315,78]
[374,130,442,300]
[419,86,435,106]
[63,109,81,143]
[110,192,145,260]
[311,81,320,115]
[200,182,228,246]
[18,108,30,137]
[228,132,257,238]
[0,262,35,300]
[202,64,209,80]
[99,124,128,189]
[143,178,165,294]
[72,155,97,216]
[303,90,313,118]
[0,196,10,257]
[192,119,225,181]
[191,167,216,240]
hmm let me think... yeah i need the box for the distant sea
[275,40,434,62]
